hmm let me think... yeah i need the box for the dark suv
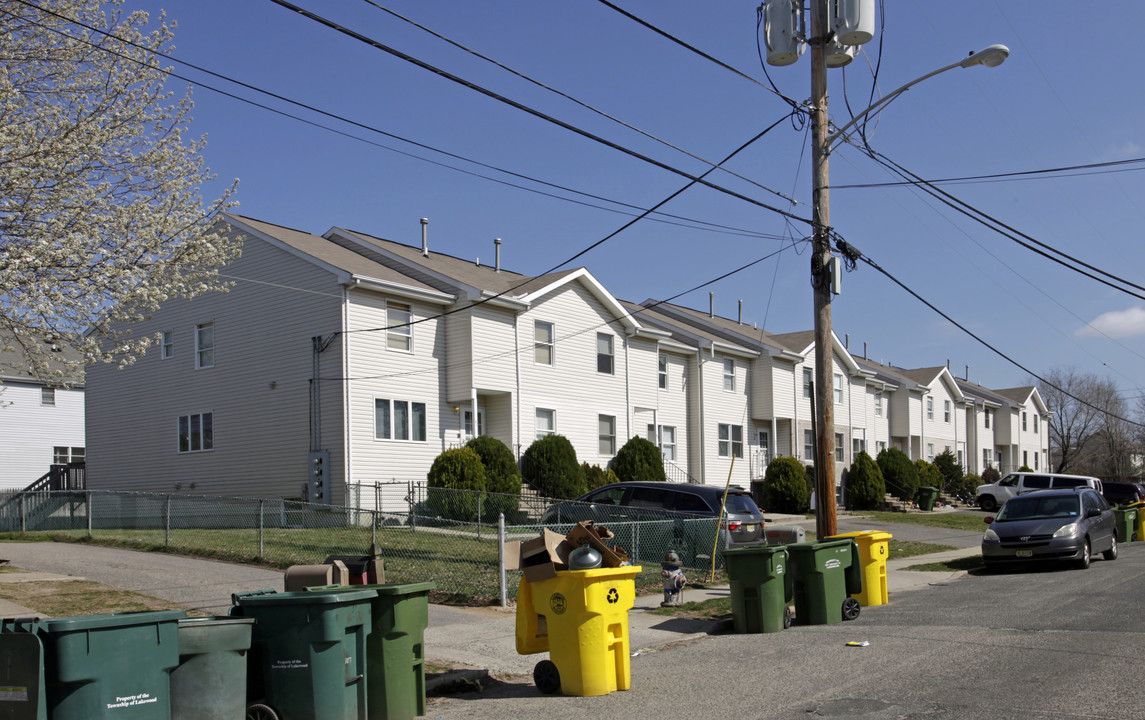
[540,481,765,548]
[1102,481,1145,506]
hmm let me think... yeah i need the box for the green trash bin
[723,545,792,633]
[787,539,861,625]
[0,618,48,720]
[304,582,435,720]
[916,487,939,511]
[1113,506,1138,543]
[170,616,255,720]
[231,588,375,720]
[18,610,185,720]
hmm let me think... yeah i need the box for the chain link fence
[0,485,733,605]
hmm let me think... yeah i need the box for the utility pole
[809,0,838,538]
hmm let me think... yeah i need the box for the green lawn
[851,511,987,533]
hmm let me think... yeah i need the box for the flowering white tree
[0,0,238,383]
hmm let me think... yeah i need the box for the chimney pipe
[946,359,950,370]
[420,218,428,257]
[965,365,970,381]
[738,300,743,324]
[845,333,849,349]
[709,293,714,318]
[863,342,868,360]
[494,238,501,272]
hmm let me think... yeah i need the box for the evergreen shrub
[761,456,811,513]
[877,447,919,502]
[611,436,666,483]
[426,447,487,521]
[846,451,885,510]
[522,434,586,499]
[466,435,521,521]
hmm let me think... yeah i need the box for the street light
[828,44,1010,149]
[763,0,1009,538]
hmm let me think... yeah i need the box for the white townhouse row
[84,215,1049,508]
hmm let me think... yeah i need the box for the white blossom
[0,0,239,384]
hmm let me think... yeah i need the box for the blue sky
[120,0,1145,401]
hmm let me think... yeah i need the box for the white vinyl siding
[0,382,85,489]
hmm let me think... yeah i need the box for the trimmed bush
[981,466,1000,485]
[583,463,619,491]
[915,459,942,491]
[877,447,919,502]
[846,451,885,510]
[611,436,666,483]
[466,435,521,521]
[1017,464,1033,473]
[522,434,586,499]
[426,447,487,521]
[959,472,982,500]
[933,449,964,496]
[761,456,811,513]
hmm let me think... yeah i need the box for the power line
[833,155,1145,189]
[10,0,785,245]
[264,0,812,227]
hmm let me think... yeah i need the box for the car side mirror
[1087,508,1101,518]
[984,516,994,524]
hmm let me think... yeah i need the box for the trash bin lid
[232,589,376,606]
[372,581,435,596]
[725,545,787,556]
[41,610,186,632]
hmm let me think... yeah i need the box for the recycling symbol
[607,588,619,604]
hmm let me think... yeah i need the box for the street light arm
[826,45,1010,151]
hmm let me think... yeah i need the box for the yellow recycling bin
[515,565,641,697]
[1129,502,1145,542]
[828,530,892,607]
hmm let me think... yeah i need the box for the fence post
[86,491,92,537]
[164,495,171,547]
[371,510,377,547]
[477,492,484,540]
[258,499,265,559]
[18,495,24,534]
[499,513,507,608]
[408,480,417,533]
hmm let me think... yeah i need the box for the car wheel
[842,597,861,621]
[533,660,561,695]
[1103,535,1118,561]
[1077,538,1091,570]
[246,704,280,720]
[978,496,997,512]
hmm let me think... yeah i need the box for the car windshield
[725,495,760,514]
[995,495,1080,521]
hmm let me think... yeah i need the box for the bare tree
[0,0,238,383]
[1038,367,1120,474]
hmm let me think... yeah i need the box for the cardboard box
[504,528,574,582]
[566,521,630,568]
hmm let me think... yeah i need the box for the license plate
[1015,549,1033,558]
[742,524,756,532]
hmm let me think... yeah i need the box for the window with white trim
[161,330,174,359]
[718,423,743,458]
[535,408,555,440]
[876,440,887,454]
[178,412,214,453]
[804,429,814,460]
[375,399,426,441]
[874,392,883,417]
[658,355,667,389]
[598,414,616,455]
[803,368,812,398]
[852,436,865,458]
[983,448,991,468]
[944,400,951,423]
[1023,449,1029,466]
[984,409,991,429]
[597,333,614,375]
[927,443,934,461]
[835,432,845,463]
[1034,415,1039,433]
[926,396,933,420]
[41,387,55,406]
[834,374,844,404]
[534,321,554,366]
[647,424,677,461]
[195,323,214,369]
[723,359,735,392]
[1022,411,1028,431]
[386,301,412,352]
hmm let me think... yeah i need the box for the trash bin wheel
[246,702,280,720]
[534,659,561,695]
[841,597,861,621]
[783,605,792,629]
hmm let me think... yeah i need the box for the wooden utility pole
[810,0,838,538]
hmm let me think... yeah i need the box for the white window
[534,321,554,366]
[386,301,412,352]
[802,368,812,398]
[876,440,887,454]
[944,400,951,423]
[1033,415,1039,433]
[647,424,677,461]
[835,432,845,463]
[41,387,55,406]
[195,323,214,369]
[598,414,616,455]
[535,408,555,440]
[958,449,964,465]
[852,436,865,457]
[1023,450,1029,466]
[723,359,735,392]
[834,373,844,404]
[161,330,174,359]
[718,423,743,458]
[927,443,935,461]
[463,410,485,438]
[178,412,214,453]
[983,449,991,468]
[375,399,426,441]
[926,397,933,421]
[597,333,614,375]
[804,429,814,460]
[658,355,667,389]
[874,392,883,417]
[984,409,991,429]
[53,446,69,464]
[1022,411,1028,431]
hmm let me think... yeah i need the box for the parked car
[975,472,1104,512]
[1101,480,1145,506]
[980,488,1116,570]
[540,481,766,565]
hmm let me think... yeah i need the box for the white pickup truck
[975,472,1103,512]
